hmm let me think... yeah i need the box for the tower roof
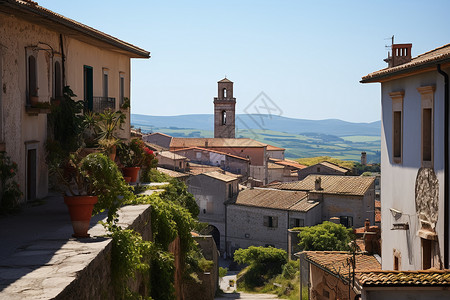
[218,78,233,83]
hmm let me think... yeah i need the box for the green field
[138,127,380,163]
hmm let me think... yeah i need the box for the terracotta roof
[200,171,239,183]
[319,161,350,173]
[157,167,188,178]
[170,138,266,148]
[157,151,188,161]
[147,132,173,138]
[1,0,150,58]
[266,145,285,151]
[218,78,233,83]
[375,200,381,208]
[268,162,285,169]
[172,147,250,161]
[188,163,223,175]
[272,159,307,170]
[361,43,450,83]
[234,188,316,211]
[358,270,450,287]
[268,175,375,196]
[144,141,167,152]
[303,251,381,279]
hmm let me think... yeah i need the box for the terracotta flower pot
[64,195,98,238]
[124,176,132,183]
[122,167,140,183]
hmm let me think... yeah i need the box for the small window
[317,167,320,172]
[28,55,37,100]
[390,91,404,164]
[119,72,125,106]
[264,216,278,228]
[393,111,402,158]
[223,88,227,98]
[196,151,201,159]
[339,216,353,228]
[103,69,109,98]
[290,218,304,228]
[422,238,432,269]
[222,110,227,125]
[418,86,435,167]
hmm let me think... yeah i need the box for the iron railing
[91,97,116,113]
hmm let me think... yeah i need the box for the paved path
[216,272,279,299]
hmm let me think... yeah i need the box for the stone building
[214,78,236,138]
[172,146,250,179]
[187,171,239,253]
[268,175,376,228]
[0,0,149,202]
[297,161,350,180]
[156,151,189,172]
[226,188,321,254]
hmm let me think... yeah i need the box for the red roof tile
[358,270,450,287]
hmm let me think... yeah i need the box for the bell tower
[214,78,236,138]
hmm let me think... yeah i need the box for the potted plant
[96,108,125,161]
[49,149,132,237]
[116,138,147,183]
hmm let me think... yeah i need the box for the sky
[39,0,450,123]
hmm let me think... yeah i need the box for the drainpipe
[437,64,449,268]
[59,34,66,85]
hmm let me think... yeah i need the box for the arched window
[223,88,227,98]
[222,110,226,125]
[54,61,62,98]
[28,55,37,97]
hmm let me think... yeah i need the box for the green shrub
[234,246,287,289]
[219,267,228,278]
[298,221,354,251]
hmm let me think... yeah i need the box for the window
[339,216,353,228]
[390,91,404,163]
[28,54,37,103]
[418,86,435,167]
[290,218,304,228]
[317,167,320,172]
[196,151,201,159]
[119,72,125,106]
[222,110,226,125]
[103,68,109,98]
[264,216,278,228]
[422,238,432,269]
[393,249,401,271]
[223,88,227,98]
[53,60,63,99]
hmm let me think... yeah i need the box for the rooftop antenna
[385,35,394,51]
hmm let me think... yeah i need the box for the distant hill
[131,114,380,137]
[131,114,381,162]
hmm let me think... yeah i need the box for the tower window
[418,86,435,168]
[223,88,227,98]
[390,91,404,164]
[222,110,226,125]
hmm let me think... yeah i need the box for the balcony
[91,97,116,113]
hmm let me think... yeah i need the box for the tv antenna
[385,35,394,50]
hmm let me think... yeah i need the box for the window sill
[25,105,51,116]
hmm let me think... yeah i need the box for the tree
[234,246,287,288]
[297,221,354,251]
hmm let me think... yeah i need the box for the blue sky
[39,0,450,123]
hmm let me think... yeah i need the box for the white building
[362,42,450,271]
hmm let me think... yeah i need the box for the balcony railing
[92,97,116,113]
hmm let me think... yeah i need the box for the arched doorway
[200,225,220,250]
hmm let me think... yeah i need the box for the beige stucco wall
[0,12,134,202]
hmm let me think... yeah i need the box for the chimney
[205,141,209,148]
[384,43,412,68]
[329,217,340,224]
[315,176,322,191]
[361,152,367,165]
[365,218,370,232]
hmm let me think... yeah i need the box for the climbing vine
[108,179,204,300]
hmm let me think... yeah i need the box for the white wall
[380,69,447,270]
